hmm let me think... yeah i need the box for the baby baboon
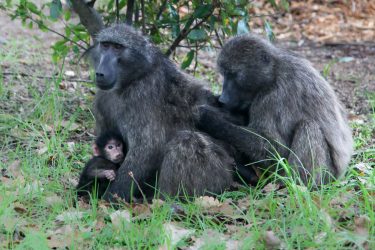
[77,131,126,198]
[196,34,353,185]
[89,24,234,201]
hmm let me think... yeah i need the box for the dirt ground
[1,8,374,118]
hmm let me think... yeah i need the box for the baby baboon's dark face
[103,139,124,164]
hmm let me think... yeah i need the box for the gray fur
[91,24,234,201]
[197,34,353,185]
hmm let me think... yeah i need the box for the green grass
[0,39,374,249]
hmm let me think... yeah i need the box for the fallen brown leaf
[263,230,284,249]
[47,235,71,249]
[13,202,27,214]
[131,203,152,218]
[8,160,21,178]
[162,222,194,247]
[95,218,106,232]
[151,198,165,210]
[45,194,63,206]
[354,215,370,237]
[314,232,327,244]
[195,196,221,208]
[110,210,131,227]
[237,197,251,211]
[61,120,80,131]
[320,209,334,229]
[262,183,281,193]
[56,211,84,223]
[187,229,239,249]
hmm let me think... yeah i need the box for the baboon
[77,131,125,198]
[196,34,353,185]
[89,24,235,201]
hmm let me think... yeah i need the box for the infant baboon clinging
[77,131,125,198]
[89,24,235,201]
[197,34,353,185]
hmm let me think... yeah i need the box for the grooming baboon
[196,34,353,185]
[89,24,235,201]
[77,131,126,198]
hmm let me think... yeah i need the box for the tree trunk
[125,0,135,25]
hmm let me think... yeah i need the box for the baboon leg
[159,130,234,198]
[288,121,334,185]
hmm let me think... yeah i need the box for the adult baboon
[196,34,353,185]
[89,24,235,201]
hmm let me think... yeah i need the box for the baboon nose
[96,72,104,77]
[218,94,229,105]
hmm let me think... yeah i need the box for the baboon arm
[105,149,157,201]
[88,169,112,179]
[84,158,117,179]
[197,106,270,159]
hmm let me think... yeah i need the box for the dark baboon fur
[89,24,235,201]
[197,34,353,185]
[77,131,126,198]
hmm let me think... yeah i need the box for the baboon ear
[93,143,100,156]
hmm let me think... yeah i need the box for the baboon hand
[103,170,116,181]
[195,105,223,130]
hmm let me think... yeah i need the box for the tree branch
[27,16,87,49]
[2,72,93,83]
[141,0,145,32]
[70,0,104,43]
[165,1,220,57]
[125,0,135,25]
[165,13,212,57]
[156,0,167,21]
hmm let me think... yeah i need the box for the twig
[128,171,147,203]
[2,72,93,83]
[165,10,214,57]
[70,0,104,42]
[141,0,146,33]
[156,0,167,20]
[250,13,282,19]
[27,15,87,50]
[61,20,90,47]
[323,42,375,47]
[214,28,223,47]
[193,42,198,74]
[116,0,119,23]
[134,3,139,23]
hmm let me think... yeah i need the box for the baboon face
[92,41,153,90]
[217,36,276,111]
[218,70,253,111]
[93,131,126,164]
[102,139,124,164]
[94,42,124,90]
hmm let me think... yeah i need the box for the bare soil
[1,10,374,117]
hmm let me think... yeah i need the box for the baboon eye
[113,44,124,50]
[101,42,110,49]
[261,52,271,64]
